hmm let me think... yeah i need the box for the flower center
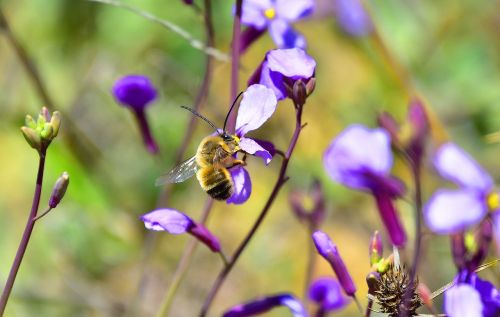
[264,8,276,20]
[486,191,499,211]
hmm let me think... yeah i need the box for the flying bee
[156,95,246,200]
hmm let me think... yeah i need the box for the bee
[156,97,246,200]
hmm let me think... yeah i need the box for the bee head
[221,132,240,151]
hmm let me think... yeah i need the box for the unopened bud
[292,79,307,107]
[40,123,53,140]
[25,115,37,129]
[306,77,316,96]
[40,107,51,122]
[451,233,466,270]
[49,172,69,208]
[470,220,493,269]
[21,127,41,151]
[50,111,61,138]
[369,230,383,265]
[366,272,380,294]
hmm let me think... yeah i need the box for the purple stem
[0,150,46,316]
[134,109,159,154]
[199,103,305,317]
[225,0,243,134]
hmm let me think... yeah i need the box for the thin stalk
[225,0,243,134]
[365,298,373,317]
[352,295,363,314]
[409,163,422,283]
[0,150,47,316]
[128,0,216,314]
[155,198,214,317]
[199,105,305,317]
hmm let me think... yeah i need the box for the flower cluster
[21,107,61,154]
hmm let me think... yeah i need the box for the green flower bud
[40,123,53,140]
[50,111,61,138]
[21,126,41,151]
[25,115,37,129]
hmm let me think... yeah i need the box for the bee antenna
[180,106,220,134]
[223,91,244,132]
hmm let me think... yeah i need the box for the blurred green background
[0,0,499,316]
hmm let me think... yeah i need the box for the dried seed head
[374,265,422,317]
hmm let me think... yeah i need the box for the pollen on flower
[264,8,276,20]
[486,191,499,211]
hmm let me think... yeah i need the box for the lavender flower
[141,209,220,252]
[312,231,356,296]
[323,125,407,246]
[223,294,306,317]
[112,75,159,154]
[249,48,316,101]
[308,277,348,312]
[227,84,278,204]
[332,0,373,37]
[423,143,500,239]
[240,0,315,50]
[445,273,500,317]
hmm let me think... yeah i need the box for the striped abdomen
[196,166,234,200]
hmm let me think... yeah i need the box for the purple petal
[268,19,307,49]
[256,60,286,100]
[267,48,316,80]
[252,138,276,157]
[308,277,348,311]
[240,27,266,53]
[434,143,493,192]
[445,284,483,317]
[471,274,500,317]
[188,223,221,252]
[275,0,315,21]
[333,0,373,37]
[494,213,500,255]
[227,166,252,205]
[424,189,487,234]
[323,125,393,191]
[373,191,407,247]
[223,294,306,317]
[140,209,193,234]
[236,84,277,136]
[241,0,272,29]
[239,137,272,164]
[112,75,157,111]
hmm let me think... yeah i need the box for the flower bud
[289,180,325,228]
[312,231,357,296]
[25,115,37,129]
[369,230,383,266]
[49,172,69,208]
[188,223,221,252]
[50,111,61,138]
[21,126,41,151]
[451,232,467,270]
[306,77,316,96]
[292,79,307,107]
[366,272,380,294]
[40,107,51,122]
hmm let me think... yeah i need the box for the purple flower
[241,0,315,50]
[424,143,500,237]
[445,273,500,317]
[140,209,220,252]
[333,0,373,37]
[223,294,306,317]
[308,277,349,311]
[112,75,159,154]
[227,84,277,204]
[249,48,316,101]
[323,125,407,246]
[312,231,356,297]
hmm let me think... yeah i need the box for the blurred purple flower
[312,231,356,296]
[445,273,500,317]
[249,48,316,101]
[308,277,349,311]
[289,179,325,228]
[424,143,500,239]
[333,0,373,37]
[182,0,193,4]
[141,209,220,252]
[240,0,315,50]
[369,230,383,266]
[227,84,277,204]
[112,75,159,154]
[223,294,306,317]
[323,125,407,246]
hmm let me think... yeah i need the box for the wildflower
[223,293,306,317]
[227,84,277,204]
[112,75,159,154]
[378,98,429,167]
[289,179,325,228]
[21,107,61,154]
[312,231,356,296]
[308,277,349,312]
[445,273,500,317]
[140,208,220,252]
[332,0,373,37]
[323,125,407,246]
[423,143,500,238]
[240,0,315,51]
[249,48,316,101]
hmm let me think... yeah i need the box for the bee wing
[155,156,199,186]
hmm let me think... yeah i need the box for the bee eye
[222,134,233,142]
